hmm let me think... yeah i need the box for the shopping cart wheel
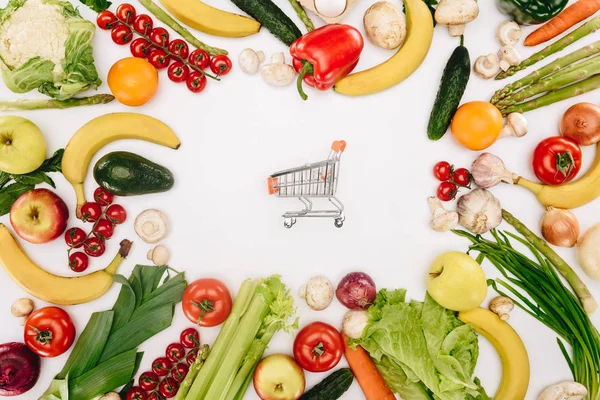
[334,218,344,228]
[284,218,296,229]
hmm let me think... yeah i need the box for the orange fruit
[108,57,158,106]
[451,101,503,151]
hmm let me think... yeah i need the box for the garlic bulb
[471,153,518,188]
[456,189,502,234]
[541,207,579,248]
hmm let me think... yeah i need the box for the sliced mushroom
[134,209,169,244]
[474,54,500,79]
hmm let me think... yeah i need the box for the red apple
[10,189,69,244]
[253,354,305,400]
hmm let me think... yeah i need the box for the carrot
[342,334,395,400]
[525,0,600,46]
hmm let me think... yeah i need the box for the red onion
[0,342,40,396]
[336,272,377,310]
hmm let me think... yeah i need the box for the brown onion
[560,102,600,146]
[541,207,580,248]
[336,272,376,310]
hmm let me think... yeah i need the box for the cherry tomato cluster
[96,4,232,94]
[127,328,201,400]
[64,188,127,273]
[433,161,472,202]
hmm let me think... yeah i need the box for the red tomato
[69,252,89,273]
[24,307,75,358]
[139,371,160,391]
[167,62,189,83]
[168,39,189,59]
[165,343,186,363]
[93,187,114,206]
[159,377,179,398]
[532,137,583,185]
[116,3,136,24]
[182,279,232,327]
[172,363,189,383]
[133,14,153,35]
[210,55,232,75]
[130,38,152,58]
[180,328,200,348]
[433,161,452,181]
[437,181,457,202]
[148,49,170,69]
[64,227,86,248]
[84,237,105,257]
[81,202,102,222]
[149,27,169,47]
[189,49,210,69]
[186,72,206,93]
[127,387,147,400]
[185,351,196,366]
[96,10,118,30]
[93,219,114,240]
[147,394,163,400]
[152,357,172,376]
[293,322,343,373]
[106,204,127,224]
[453,168,471,187]
[111,24,133,45]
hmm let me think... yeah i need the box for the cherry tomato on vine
[116,3,136,24]
[186,72,206,93]
[93,187,114,206]
[453,168,471,187]
[172,363,189,383]
[69,252,89,273]
[130,38,152,58]
[185,351,196,366]
[126,387,147,400]
[152,357,172,376]
[149,27,169,47]
[293,322,343,373]
[93,219,114,240]
[167,39,189,59]
[96,10,118,30]
[433,161,452,181]
[159,377,179,398]
[106,204,127,224]
[139,371,160,391]
[182,278,232,326]
[189,49,210,69]
[167,62,189,83]
[64,227,86,248]
[133,14,153,35]
[111,25,133,45]
[180,328,200,348]
[147,394,164,400]
[148,49,170,69]
[81,202,102,222]
[24,307,75,358]
[532,136,582,186]
[84,237,105,257]
[437,181,458,202]
[209,55,232,75]
[165,343,186,363]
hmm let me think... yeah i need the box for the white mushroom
[500,112,528,138]
[363,2,406,50]
[299,276,334,311]
[238,49,264,74]
[498,45,521,72]
[11,298,34,318]
[98,392,122,400]
[489,296,514,321]
[147,245,170,266]
[342,310,369,339]
[261,53,296,87]
[474,54,500,79]
[134,209,169,244]
[497,21,523,46]
[435,0,479,37]
[538,381,587,400]
[428,197,459,232]
[18,316,28,326]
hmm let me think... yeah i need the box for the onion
[560,102,600,146]
[0,342,40,396]
[577,223,600,281]
[541,207,580,248]
[336,272,376,310]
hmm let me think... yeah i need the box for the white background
[0,0,599,398]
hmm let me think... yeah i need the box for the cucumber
[230,0,302,45]
[93,151,174,196]
[427,37,471,141]
[299,368,353,400]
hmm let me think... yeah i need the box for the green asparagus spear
[0,94,114,111]
[174,345,209,400]
[491,40,600,102]
[137,0,228,55]
[287,0,314,31]
[496,16,600,80]
[499,74,600,116]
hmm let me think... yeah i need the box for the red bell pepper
[290,24,364,100]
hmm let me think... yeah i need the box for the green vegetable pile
[352,290,489,400]
[41,265,187,400]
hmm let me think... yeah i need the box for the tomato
[93,219,114,240]
[69,252,89,273]
[209,55,232,75]
[185,351,196,366]
[84,237,105,257]
[189,49,210,69]
[106,204,127,224]
[182,279,232,327]
[159,377,179,398]
[64,227,86,248]
[167,62,189,83]
[186,72,206,93]
[127,386,147,400]
[111,25,133,45]
[152,357,172,376]
[139,371,160,391]
[147,394,164,400]
[116,3,136,24]
[149,27,169,47]
[532,137,582,185]
[293,322,343,373]
[453,168,471,187]
[451,101,503,151]
[168,39,189,59]
[96,10,118,30]
[133,14,153,35]
[148,49,170,69]
[93,187,114,206]
[172,363,189,383]
[130,38,152,58]
[166,343,186,363]
[24,307,75,358]
[81,202,102,222]
[433,161,452,181]
[437,181,458,201]
[180,328,200,348]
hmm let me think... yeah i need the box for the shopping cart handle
[331,140,347,153]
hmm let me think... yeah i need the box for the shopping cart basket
[268,140,346,228]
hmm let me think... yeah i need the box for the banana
[333,0,433,96]
[458,308,530,400]
[0,224,132,305]
[62,113,180,218]
[160,0,260,38]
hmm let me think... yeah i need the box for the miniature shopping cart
[268,140,346,228]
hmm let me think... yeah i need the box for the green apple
[253,354,305,400]
[0,116,46,174]
[427,251,487,312]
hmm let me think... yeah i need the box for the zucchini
[427,37,471,141]
[230,0,302,45]
[93,151,174,196]
[299,368,353,400]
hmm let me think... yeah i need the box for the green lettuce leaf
[374,355,433,400]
